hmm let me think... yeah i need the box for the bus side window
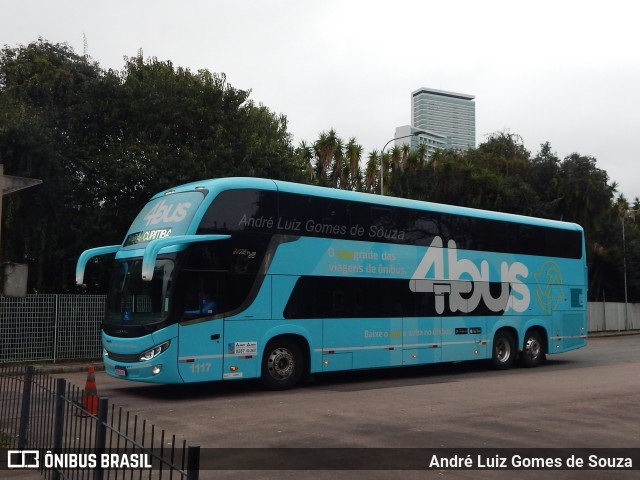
[332,290,345,315]
[514,225,542,255]
[179,243,229,319]
[181,272,224,319]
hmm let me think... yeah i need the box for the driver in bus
[185,291,216,316]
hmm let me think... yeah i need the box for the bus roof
[154,177,583,233]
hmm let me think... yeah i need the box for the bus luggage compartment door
[402,317,442,365]
[323,317,403,370]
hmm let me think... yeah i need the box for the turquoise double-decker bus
[76,177,587,389]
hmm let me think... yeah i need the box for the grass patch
[0,431,15,448]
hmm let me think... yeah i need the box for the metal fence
[0,364,200,479]
[2,295,639,365]
[0,295,104,363]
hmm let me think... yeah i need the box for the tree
[294,140,315,183]
[313,129,340,185]
[305,130,362,190]
[529,142,563,218]
[0,39,102,292]
[1,41,304,292]
[364,150,380,194]
[345,138,363,191]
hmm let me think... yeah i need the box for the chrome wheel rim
[525,337,541,360]
[267,347,295,380]
[495,338,511,363]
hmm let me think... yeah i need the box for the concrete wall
[588,302,640,332]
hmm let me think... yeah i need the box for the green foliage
[0,40,101,292]
[1,40,302,292]
[2,39,638,301]
[305,129,364,190]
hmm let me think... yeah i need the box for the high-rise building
[411,87,475,150]
[394,125,451,158]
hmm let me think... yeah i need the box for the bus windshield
[105,258,175,326]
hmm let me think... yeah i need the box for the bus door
[177,268,227,382]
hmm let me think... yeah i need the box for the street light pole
[380,132,421,195]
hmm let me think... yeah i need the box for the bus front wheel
[491,330,516,370]
[261,339,304,390]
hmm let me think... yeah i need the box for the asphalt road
[38,334,640,480]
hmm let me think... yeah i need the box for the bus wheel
[261,339,304,390]
[522,330,545,368]
[491,330,516,370]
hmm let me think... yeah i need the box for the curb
[32,361,104,374]
[588,330,640,337]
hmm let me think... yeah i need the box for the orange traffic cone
[81,365,99,416]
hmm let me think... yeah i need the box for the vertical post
[93,397,109,480]
[17,365,34,450]
[622,216,628,331]
[51,378,66,480]
[53,294,59,362]
[602,290,607,332]
[0,164,4,272]
[186,445,200,480]
[380,149,384,196]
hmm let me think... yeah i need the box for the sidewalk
[30,360,104,374]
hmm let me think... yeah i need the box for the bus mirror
[141,234,230,281]
[76,245,120,285]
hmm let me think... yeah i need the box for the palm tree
[365,150,380,193]
[295,141,315,183]
[314,129,340,186]
[345,138,363,191]
[390,145,403,173]
[329,137,346,188]
[389,145,404,196]
[401,143,410,171]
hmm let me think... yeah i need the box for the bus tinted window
[200,188,582,259]
[283,276,508,319]
[177,233,271,318]
[278,194,351,239]
[198,189,277,233]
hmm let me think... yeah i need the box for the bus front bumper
[103,342,183,384]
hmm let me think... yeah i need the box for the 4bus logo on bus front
[409,236,531,315]
[143,199,192,226]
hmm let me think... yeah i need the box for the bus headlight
[139,341,171,361]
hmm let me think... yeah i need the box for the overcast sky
[3,0,639,199]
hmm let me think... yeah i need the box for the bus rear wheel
[521,330,545,368]
[491,330,516,370]
[261,339,304,390]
